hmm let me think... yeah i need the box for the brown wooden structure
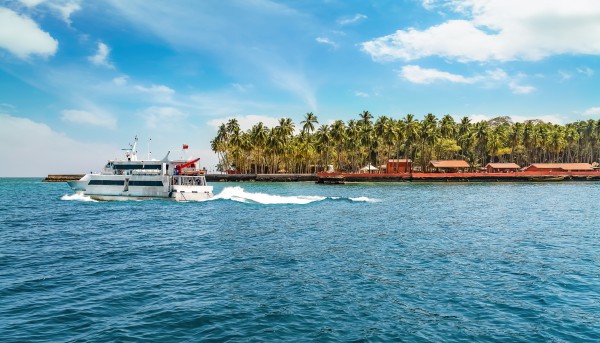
[429,160,470,173]
[485,163,521,173]
[523,163,594,172]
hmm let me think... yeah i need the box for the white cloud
[0,114,117,177]
[19,0,46,7]
[362,0,600,62]
[338,14,367,25]
[88,42,114,68]
[399,65,480,84]
[485,68,508,80]
[49,1,81,25]
[354,91,369,97]
[316,37,337,48]
[584,107,600,116]
[508,81,535,94]
[141,106,186,129]
[135,84,175,103]
[577,67,594,77]
[112,76,128,86]
[61,109,117,128]
[19,0,82,24]
[207,114,281,131]
[135,84,175,94]
[399,65,535,94]
[0,7,58,59]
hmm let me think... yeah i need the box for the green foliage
[210,113,600,173]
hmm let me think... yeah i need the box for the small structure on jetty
[429,160,470,173]
[359,164,379,173]
[485,163,521,173]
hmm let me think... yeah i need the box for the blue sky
[1,0,600,176]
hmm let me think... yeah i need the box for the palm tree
[420,113,438,170]
[276,118,295,172]
[358,111,374,166]
[346,120,360,172]
[330,120,347,172]
[301,112,318,135]
[300,113,318,172]
[508,122,523,163]
[403,114,419,173]
[250,122,268,173]
[474,121,490,166]
[315,125,331,170]
[440,114,456,139]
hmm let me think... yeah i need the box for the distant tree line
[210,112,600,173]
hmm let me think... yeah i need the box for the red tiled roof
[527,163,593,171]
[486,163,521,169]
[388,159,412,163]
[429,160,470,168]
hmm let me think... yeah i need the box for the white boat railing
[172,175,207,186]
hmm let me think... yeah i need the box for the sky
[1,0,600,176]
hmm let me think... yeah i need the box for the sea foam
[61,193,97,202]
[209,186,379,205]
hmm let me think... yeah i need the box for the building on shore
[523,163,594,172]
[429,160,470,173]
[485,163,521,173]
[386,159,412,174]
[359,164,379,173]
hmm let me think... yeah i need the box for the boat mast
[124,135,138,161]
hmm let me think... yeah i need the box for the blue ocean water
[1,178,599,342]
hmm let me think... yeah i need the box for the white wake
[208,186,379,205]
[61,193,97,202]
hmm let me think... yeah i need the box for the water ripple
[1,179,599,341]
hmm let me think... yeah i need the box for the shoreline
[42,171,600,183]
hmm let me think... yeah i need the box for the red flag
[183,144,189,149]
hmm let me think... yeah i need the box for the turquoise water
[1,178,599,342]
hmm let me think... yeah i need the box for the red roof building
[523,163,594,172]
[485,163,521,173]
[386,159,412,173]
[429,160,470,172]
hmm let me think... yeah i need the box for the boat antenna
[131,135,138,161]
[147,137,152,160]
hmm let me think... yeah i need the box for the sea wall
[45,172,600,183]
[43,174,85,182]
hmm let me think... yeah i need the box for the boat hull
[86,192,213,202]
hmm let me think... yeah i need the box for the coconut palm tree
[315,125,331,170]
[402,114,419,173]
[250,122,268,173]
[301,112,318,135]
[346,119,360,172]
[300,113,318,172]
[330,120,347,172]
[358,111,374,166]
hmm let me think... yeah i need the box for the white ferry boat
[68,137,213,201]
